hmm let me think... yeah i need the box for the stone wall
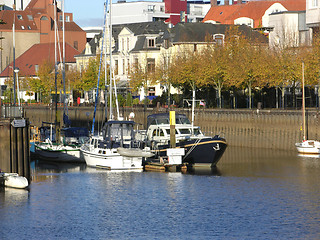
[24,105,320,151]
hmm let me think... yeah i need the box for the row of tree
[5,26,320,108]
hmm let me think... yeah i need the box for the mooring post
[170,111,176,148]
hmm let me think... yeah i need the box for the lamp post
[14,67,20,109]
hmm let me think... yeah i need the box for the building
[0,42,80,101]
[111,0,211,25]
[0,0,86,73]
[306,0,320,39]
[76,21,267,100]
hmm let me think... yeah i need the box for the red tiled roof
[203,0,306,28]
[0,10,38,31]
[0,43,80,77]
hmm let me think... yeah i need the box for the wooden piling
[0,118,30,181]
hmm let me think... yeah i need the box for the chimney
[211,0,218,6]
[225,0,229,6]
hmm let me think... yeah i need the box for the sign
[11,119,26,128]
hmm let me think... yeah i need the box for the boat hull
[154,137,227,167]
[81,147,143,170]
[35,143,84,163]
[295,140,320,154]
[0,173,28,189]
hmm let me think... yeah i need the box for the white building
[111,0,211,25]
[306,0,320,40]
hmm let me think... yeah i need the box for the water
[1,146,320,240]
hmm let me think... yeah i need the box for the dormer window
[17,15,23,20]
[213,34,224,46]
[21,26,25,30]
[27,15,33,20]
[148,38,155,48]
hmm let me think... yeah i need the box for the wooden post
[170,111,176,148]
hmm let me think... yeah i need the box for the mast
[109,0,113,120]
[13,4,16,106]
[302,62,306,141]
[91,1,108,134]
[62,0,68,126]
[54,0,58,129]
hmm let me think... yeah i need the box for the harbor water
[1,146,320,239]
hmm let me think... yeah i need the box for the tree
[80,56,105,91]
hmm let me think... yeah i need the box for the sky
[65,0,107,28]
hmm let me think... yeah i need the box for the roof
[0,42,80,77]
[203,0,306,28]
[0,10,38,31]
[166,22,268,43]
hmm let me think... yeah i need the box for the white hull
[1,173,28,189]
[35,143,84,162]
[81,146,143,170]
[295,140,320,155]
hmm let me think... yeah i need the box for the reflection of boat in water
[142,113,227,167]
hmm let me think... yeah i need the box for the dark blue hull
[153,137,227,167]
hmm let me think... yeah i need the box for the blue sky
[65,0,106,28]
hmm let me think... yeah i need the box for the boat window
[165,129,178,135]
[194,128,201,135]
[150,119,157,125]
[91,139,94,145]
[157,118,169,125]
[177,116,191,124]
[152,129,157,137]
[159,129,164,136]
[179,129,191,134]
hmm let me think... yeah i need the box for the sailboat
[80,0,149,170]
[295,62,320,155]
[34,0,88,162]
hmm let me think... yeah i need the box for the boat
[0,172,28,189]
[34,1,89,162]
[295,62,320,155]
[143,113,227,167]
[81,121,146,170]
[80,0,146,170]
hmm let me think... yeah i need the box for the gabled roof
[0,43,80,77]
[166,22,268,44]
[203,0,306,28]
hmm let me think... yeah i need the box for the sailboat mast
[62,0,67,121]
[302,62,306,141]
[109,0,113,120]
[54,0,58,128]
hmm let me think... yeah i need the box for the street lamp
[14,67,20,108]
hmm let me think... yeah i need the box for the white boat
[81,1,144,171]
[0,173,28,189]
[295,62,320,155]
[81,121,144,170]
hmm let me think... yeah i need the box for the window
[115,60,118,75]
[148,5,155,12]
[66,15,70,22]
[35,65,39,73]
[180,11,186,22]
[74,41,78,50]
[127,59,130,74]
[40,16,48,20]
[311,0,318,7]
[27,15,33,20]
[27,26,31,30]
[147,58,155,73]
[122,38,124,51]
[213,34,224,46]
[122,59,125,74]
[148,87,155,96]
[127,37,129,51]
[17,15,23,20]
[21,26,25,30]
[148,38,155,48]
[59,15,63,21]
[160,6,165,12]
[134,58,139,67]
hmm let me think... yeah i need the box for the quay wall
[24,106,319,151]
